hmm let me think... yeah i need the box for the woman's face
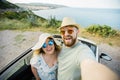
[42,38,55,55]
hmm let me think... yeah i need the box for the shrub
[0,10,61,30]
[86,24,117,37]
[46,16,61,28]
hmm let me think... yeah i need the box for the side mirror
[99,53,112,62]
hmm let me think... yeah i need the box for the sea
[32,7,120,30]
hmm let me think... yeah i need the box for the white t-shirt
[58,42,96,80]
[30,54,58,80]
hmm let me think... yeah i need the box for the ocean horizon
[33,7,120,30]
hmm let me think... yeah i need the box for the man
[57,17,96,80]
[57,17,119,80]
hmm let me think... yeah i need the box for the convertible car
[0,35,112,80]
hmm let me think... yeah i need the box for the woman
[30,33,61,80]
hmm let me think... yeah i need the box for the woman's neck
[42,53,57,67]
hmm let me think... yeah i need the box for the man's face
[60,26,79,47]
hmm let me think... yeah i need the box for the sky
[7,0,120,9]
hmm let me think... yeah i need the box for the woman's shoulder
[30,54,42,62]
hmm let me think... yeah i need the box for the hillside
[0,0,48,29]
[0,0,19,9]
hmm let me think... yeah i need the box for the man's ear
[77,29,80,34]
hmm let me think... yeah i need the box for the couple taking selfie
[30,17,119,80]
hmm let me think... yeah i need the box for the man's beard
[63,35,77,47]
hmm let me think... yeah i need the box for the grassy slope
[78,27,120,47]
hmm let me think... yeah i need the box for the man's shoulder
[76,42,89,49]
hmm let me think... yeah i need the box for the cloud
[7,0,120,9]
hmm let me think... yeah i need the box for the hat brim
[31,33,55,50]
[58,24,80,31]
[31,36,54,50]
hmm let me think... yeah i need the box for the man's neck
[65,40,78,48]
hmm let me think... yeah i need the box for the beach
[0,30,120,76]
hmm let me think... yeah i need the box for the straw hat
[31,33,54,50]
[59,17,80,29]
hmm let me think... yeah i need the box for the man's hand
[81,59,119,80]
